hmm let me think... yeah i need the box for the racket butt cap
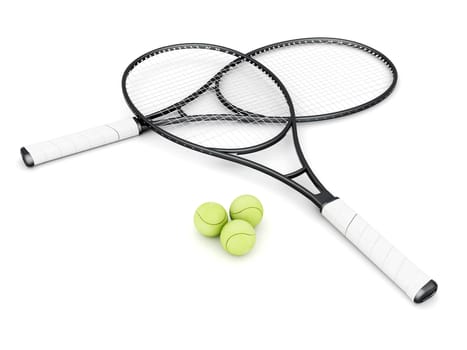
[20,147,34,167]
[413,280,438,303]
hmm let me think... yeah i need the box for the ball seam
[230,207,263,215]
[225,233,255,252]
[195,211,227,226]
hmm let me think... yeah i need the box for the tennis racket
[20,38,396,167]
[118,43,435,303]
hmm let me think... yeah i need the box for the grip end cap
[413,279,438,303]
[20,147,35,167]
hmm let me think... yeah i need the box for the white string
[124,42,395,150]
[251,42,394,116]
[125,48,289,149]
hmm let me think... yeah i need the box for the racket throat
[315,192,337,210]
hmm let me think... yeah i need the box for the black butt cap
[20,147,35,167]
[414,280,438,304]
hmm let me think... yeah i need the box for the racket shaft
[21,118,141,167]
[322,199,433,302]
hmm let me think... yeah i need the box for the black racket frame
[245,37,398,122]
[122,43,336,208]
[213,38,397,122]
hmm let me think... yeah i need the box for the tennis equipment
[220,220,256,256]
[20,38,396,167]
[229,194,263,227]
[118,43,436,303]
[194,202,228,237]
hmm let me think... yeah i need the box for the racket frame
[247,37,398,121]
[122,43,436,303]
[20,37,398,167]
[122,43,336,208]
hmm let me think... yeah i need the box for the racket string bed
[125,48,290,151]
[248,38,397,120]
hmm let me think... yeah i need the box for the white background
[1,1,466,349]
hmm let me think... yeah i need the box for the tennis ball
[194,202,228,237]
[229,194,263,227]
[220,219,256,256]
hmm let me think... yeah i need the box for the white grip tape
[322,199,431,301]
[24,119,140,165]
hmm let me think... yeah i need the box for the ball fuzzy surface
[229,194,263,227]
[220,219,256,256]
[194,202,228,237]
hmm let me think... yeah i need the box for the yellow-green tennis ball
[194,202,228,237]
[229,194,263,227]
[220,219,256,256]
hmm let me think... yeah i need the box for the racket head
[218,37,397,122]
[122,44,295,154]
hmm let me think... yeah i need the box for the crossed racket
[21,38,437,303]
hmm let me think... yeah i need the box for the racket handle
[21,118,141,167]
[321,199,437,303]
